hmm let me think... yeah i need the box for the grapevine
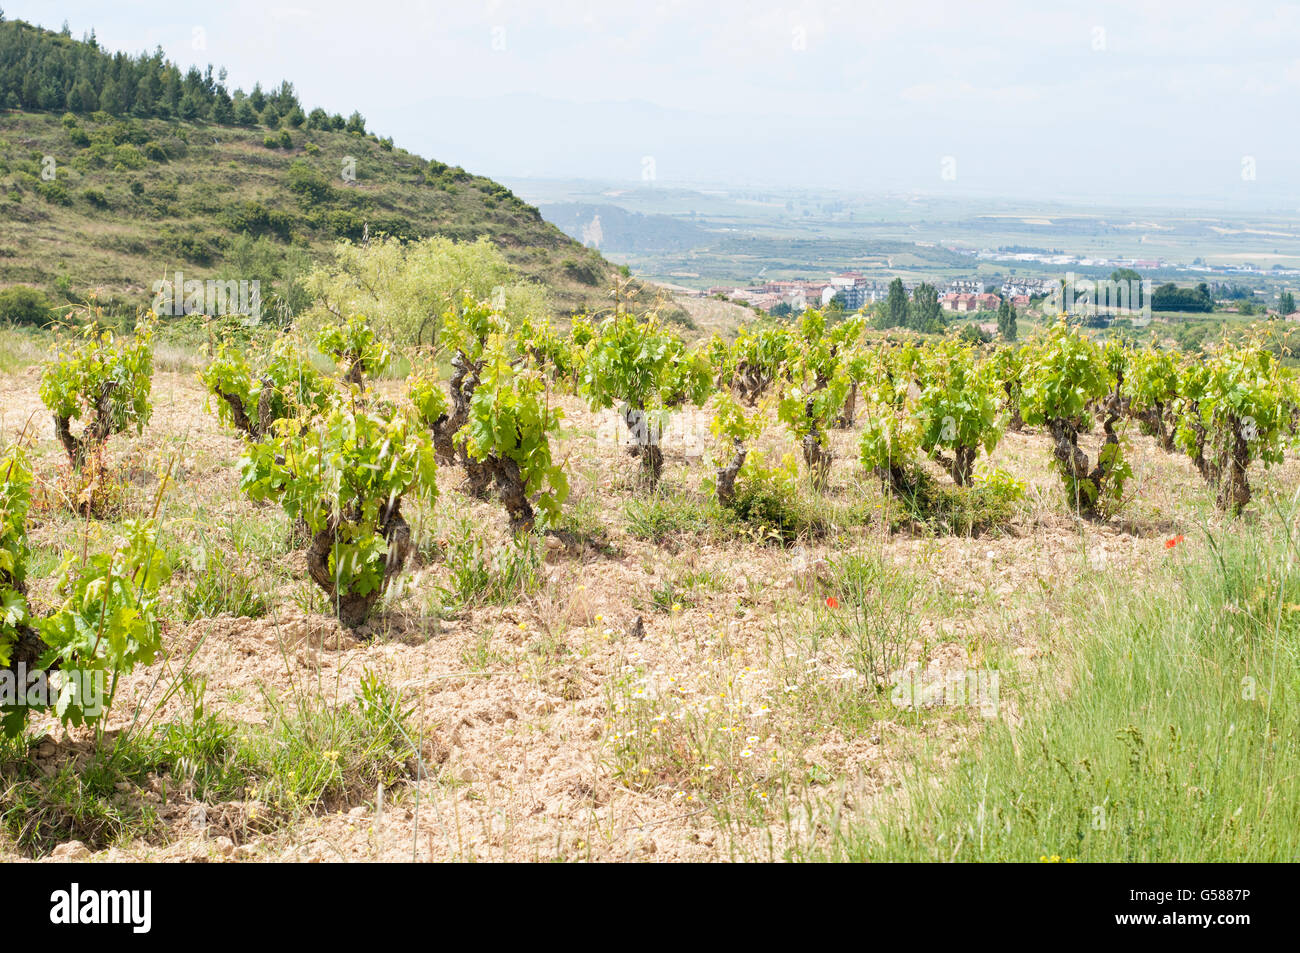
[1020,322,1132,518]
[40,312,155,469]
[239,396,438,626]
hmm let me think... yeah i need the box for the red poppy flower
[1165,534,1185,549]
[826,596,840,609]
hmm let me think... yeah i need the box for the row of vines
[2,295,1298,738]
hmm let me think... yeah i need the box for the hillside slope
[0,109,632,316]
[0,19,673,321]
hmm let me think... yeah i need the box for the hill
[539,202,715,254]
[0,17,673,321]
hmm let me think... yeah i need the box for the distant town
[703,274,1053,315]
[697,245,1300,319]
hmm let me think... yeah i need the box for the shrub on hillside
[0,286,55,326]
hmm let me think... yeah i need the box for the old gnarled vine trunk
[214,375,278,440]
[55,379,119,469]
[1047,401,1122,519]
[949,444,977,487]
[834,381,858,429]
[800,395,833,491]
[432,351,493,497]
[1003,381,1023,433]
[623,408,664,488]
[714,439,747,505]
[733,363,773,406]
[305,506,412,628]
[1214,420,1252,514]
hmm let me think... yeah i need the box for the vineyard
[1,290,1299,862]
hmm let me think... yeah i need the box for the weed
[178,544,268,621]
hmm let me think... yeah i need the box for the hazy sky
[8,0,1300,206]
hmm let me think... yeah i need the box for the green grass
[809,497,1300,862]
[436,518,543,609]
[819,551,933,686]
[623,479,834,547]
[177,545,269,621]
[0,324,46,374]
[624,487,715,542]
[648,566,723,613]
[0,669,420,856]
[883,466,1021,537]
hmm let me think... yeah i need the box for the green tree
[996,297,1018,340]
[909,282,942,332]
[0,285,55,325]
[1109,268,1144,311]
[302,235,545,348]
[233,97,257,126]
[883,278,908,329]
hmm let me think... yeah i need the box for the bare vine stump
[715,440,747,505]
[802,433,832,492]
[834,381,858,429]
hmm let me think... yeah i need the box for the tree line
[0,15,366,134]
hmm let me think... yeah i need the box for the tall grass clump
[438,518,543,608]
[815,497,1300,861]
[179,546,269,621]
[623,487,713,542]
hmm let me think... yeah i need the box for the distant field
[512,178,1300,297]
